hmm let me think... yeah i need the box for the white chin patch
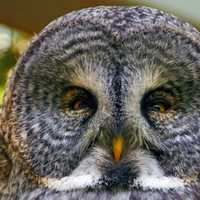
[43,148,103,191]
[42,148,186,192]
[131,150,185,190]
[134,176,185,190]
[45,174,100,191]
[44,175,185,192]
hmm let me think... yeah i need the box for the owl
[1,6,200,200]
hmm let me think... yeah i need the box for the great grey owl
[1,6,200,200]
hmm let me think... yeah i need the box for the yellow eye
[159,104,167,113]
[141,88,176,123]
[63,89,77,103]
[73,99,82,110]
[71,97,89,111]
[153,103,169,113]
[62,86,98,114]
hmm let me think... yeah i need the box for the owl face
[4,6,200,192]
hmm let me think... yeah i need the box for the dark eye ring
[141,88,175,122]
[62,86,98,115]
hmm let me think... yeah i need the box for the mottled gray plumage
[1,6,200,199]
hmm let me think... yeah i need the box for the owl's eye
[141,88,176,122]
[69,96,95,111]
[62,86,98,115]
[71,98,89,110]
[147,98,172,113]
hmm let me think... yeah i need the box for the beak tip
[112,136,124,162]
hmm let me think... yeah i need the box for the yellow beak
[112,135,124,162]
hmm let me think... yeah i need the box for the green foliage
[0,85,4,103]
[0,24,31,104]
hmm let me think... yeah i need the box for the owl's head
[2,6,200,192]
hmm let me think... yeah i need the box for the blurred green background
[0,0,200,103]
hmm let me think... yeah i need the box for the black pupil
[140,88,174,123]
